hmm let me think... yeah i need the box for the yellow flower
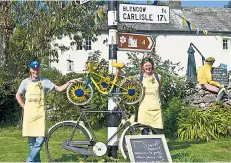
[149,78,155,84]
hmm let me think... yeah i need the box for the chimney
[167,0,182,9]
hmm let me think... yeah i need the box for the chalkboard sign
[212,67,229,86]
[125,135,172,163]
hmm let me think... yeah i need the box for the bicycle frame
[84,71,128,95]
[68,109,131,146]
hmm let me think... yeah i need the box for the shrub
[163,97,185,137]
[40,52,108,126]
[177,105,231,141]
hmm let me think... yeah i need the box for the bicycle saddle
[111,62,125,68]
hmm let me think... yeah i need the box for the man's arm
[16,92,25,109]
[15,79,27,109]
[207,70,221,87]
[54,79,77,92]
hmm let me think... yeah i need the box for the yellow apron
[22,79,46,137]
[138,76,163,129]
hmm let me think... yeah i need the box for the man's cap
[205,57,215,62]
[29,61,40,68]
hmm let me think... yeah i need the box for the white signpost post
[119,4,170,24]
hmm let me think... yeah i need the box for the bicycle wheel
[119,123,162,160]
[67,79,93,105]
[45,121,92,162]
[119,79,144,105]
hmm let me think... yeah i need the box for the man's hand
[76,78,85,82]
[220,84,225,88]
[68,79,77,84]
[55,79,77,92]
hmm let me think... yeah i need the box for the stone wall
[185,84,231,108]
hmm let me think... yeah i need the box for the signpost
[119,4,170,24]
[118,33,155,52]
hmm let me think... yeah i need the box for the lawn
[1,124,231,162]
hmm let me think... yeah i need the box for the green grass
[1,124,231,162]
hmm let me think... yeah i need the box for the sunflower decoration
[99,73,112,92]
[149,78,156,84]
[121,81,142,104]
[69,82,92,104]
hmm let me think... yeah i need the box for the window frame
[76,37,92,51]
[223,39,229,50]
[85,37,92,51]
[76,42,83,51]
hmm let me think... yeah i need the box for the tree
[0,1,107,84]
[0,1,107,124]
[0,1,14,65]
[224,1,231,8]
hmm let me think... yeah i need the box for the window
[76,42,83,50]
[67,59,73,71]
[85,37,92,50]
[76,37,92,51]
[223,39,228,50]
[61,50,64,55]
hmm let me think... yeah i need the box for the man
[197,57,226,101]
[15,60,76,162]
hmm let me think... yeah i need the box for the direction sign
[80,0,90,5]
[118,33,155,52]
[119,4,169,24]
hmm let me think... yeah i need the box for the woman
[138,57,163,134]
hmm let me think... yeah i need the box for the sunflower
[69,83,91,103]
[122,82,141,103]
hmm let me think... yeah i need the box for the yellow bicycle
[66,56,144,106]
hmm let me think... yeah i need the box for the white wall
[51,34,133,74]
[51,34,231,75]
[156,35,231,75]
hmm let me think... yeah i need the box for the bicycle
[66,55,144,105]
[45,96,162,162]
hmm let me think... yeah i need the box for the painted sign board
[212,67,229,86]
[118,33,155,52]
[125,135,172,163]
[119,4,170,23]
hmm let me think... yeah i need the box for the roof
[117,7,231,35]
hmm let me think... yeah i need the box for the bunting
[202,29,208,35]
[91,3,105,31]
[172,10,208,36]
[97,9,104,19]
[182,18,187,29]
[196,27,200,35]
[186,20,192,31]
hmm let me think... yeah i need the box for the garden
[1,1,231,162]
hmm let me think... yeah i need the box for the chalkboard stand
[125,134,172,163]
[212,67,229,86]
